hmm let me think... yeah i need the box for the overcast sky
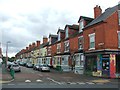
[0,0,119,57]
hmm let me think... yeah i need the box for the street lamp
[6,41,11,67]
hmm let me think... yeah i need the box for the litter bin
[10,68,15,79]
[56,66,61,71]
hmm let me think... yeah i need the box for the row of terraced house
[15,4,120,78]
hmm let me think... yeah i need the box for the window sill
[64,51,69,53]
[89,48,95,50]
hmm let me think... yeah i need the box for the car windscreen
[13,65,19,67]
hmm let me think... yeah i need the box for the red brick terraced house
[53,29,65,70]
[46,34,58,68]
[73,16,93,74]
[60,24,79,72]
[83,4,120,78]
[37,37,48,66]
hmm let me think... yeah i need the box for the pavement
[0,64,14,84]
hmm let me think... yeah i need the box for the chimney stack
[36,41,40,47]
[43,37,48,44]
[94,5,102,18]
[26,47,29,51]
[32,42,36,48]
[29,44,32,50]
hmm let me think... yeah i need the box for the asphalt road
[2,65,120,89]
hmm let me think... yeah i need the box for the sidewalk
[0,64,13,84]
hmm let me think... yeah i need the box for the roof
[49,34,58,38]
[84,5,118,29]
[65,24,79,30]
[40,42,49,48]
[78,16,93,23]
[57,29,65,34]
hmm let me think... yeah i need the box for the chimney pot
[94,5,102,18]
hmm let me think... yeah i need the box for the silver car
[11,64,21,72]
[39,64,50,72]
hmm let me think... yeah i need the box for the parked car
[7,64,21,72]
[19,61,26,66]
[26,63,33,68]
[39,64,50,72]
[33,64,40,70]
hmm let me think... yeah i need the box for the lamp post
[6,41,11,67]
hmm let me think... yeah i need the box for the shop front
[85,51,120,78]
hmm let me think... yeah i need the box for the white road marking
[86,82,95,84]
[36,79,43,82]
[69,82,76,84]
[8,84,15,85]
[38,74,43,76]
[25,80,31,83]
[47,77,61,84]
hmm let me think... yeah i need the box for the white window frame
[58,32,61,41]
[78,36,84,50]
[118,10,120,25]
[57,43,61,53]
[49,37,51,45]
[48,46,51,55]
[64,40,69,52]
[89,33,95,50]
[79,19,84,32]
[65,27,69,38]
[118,31,120,48]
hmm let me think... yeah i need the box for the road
[2,65,120,89]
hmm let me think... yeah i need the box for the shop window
[102,60,109,71]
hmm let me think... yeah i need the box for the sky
[0,0,119,57]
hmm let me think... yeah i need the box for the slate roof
[84,5,118,29]
[49,34,58,38]
[65,24,79,30]
[78,16,93,23]
[57,29,65,34]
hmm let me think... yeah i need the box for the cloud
[0,0,119,57]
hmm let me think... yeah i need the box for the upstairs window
[79,19,84,32]
[64,41,69,52]
[48,46,51,55]
[57,43,61,53]
[78,36,84,50]
[118,31,120,48]
[49,37,51,45]
[65,27,69,38]
[89,33,95,49]
[58,32,61,41]
[118,10,120,25]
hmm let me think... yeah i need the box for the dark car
[39,64,50,72]
[33,64,40,70]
